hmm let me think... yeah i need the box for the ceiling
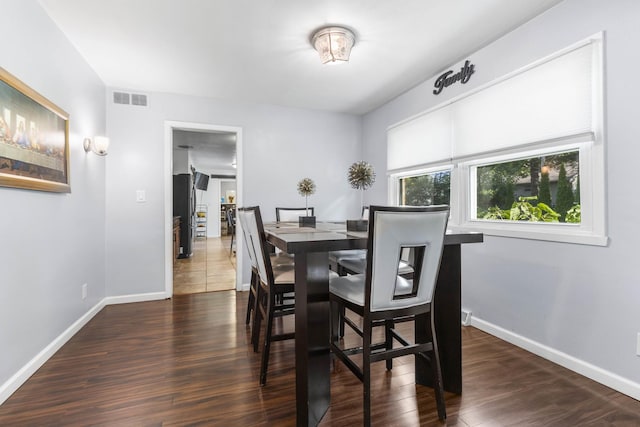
[40,0,563,171]
[173,129,237,173]
[41,0,563,116]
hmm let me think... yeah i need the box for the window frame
[452,136,606,246]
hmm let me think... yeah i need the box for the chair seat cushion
[270,252,294,266]
[330,274,366,306]
[338,258,414,277]
[273,264,294,284]
[329,249,367,263]
[330,274,413,307]
[274,263,339,284]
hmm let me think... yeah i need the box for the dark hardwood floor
[1,291,639,426]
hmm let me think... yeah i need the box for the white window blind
[387,41,597,170]
[452,44,593,158]
[387,105,452,171]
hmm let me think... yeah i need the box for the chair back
[276,207,314,222]
[365,205,449,312]
[236,208,257,270]
[226,208,236,231]
[361,206,370,219]
[237,207,274,285]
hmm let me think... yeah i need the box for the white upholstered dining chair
[329,205,450,425]
[237,207,295,386]
[275,206,314,222]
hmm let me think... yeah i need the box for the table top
[264,221,483,254]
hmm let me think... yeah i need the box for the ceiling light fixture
[311,26,356,64]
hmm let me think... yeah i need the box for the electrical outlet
[136,190,146,202]
[637,333,640,357]
[82,283,87,300]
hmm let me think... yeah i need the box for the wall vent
[113,91,130,104]
[131,93,148,106]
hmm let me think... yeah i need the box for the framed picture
[0,67,70,193]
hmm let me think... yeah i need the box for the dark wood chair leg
[260,291,276,386]
[339,306,346,338]
[385,319,394,370]
[252,284,264,353]
[330,299,340,344]
[245,270,256,325]
[363,324,372,427]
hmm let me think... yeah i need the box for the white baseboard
[0,299,106,405]
[239,283,250,292]
[470,316,640,401]
[103,291,169,306]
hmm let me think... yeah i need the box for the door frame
[164,120,244,296]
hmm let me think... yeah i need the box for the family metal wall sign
[433,60,475,95]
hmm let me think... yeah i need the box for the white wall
[0,0,106,401]
[363,0,640,396]
[106,92,362,292]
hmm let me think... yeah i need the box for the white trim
[470,316,640,401]
[164,120,244,293]
[452,224,608,246]
[164,122,174,297]
[240,282,251,292]
[0,299,106,405]
[103,291,168,305]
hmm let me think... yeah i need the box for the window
[474,150,580,223]
[397,169,451,206]
[386,34,605,245]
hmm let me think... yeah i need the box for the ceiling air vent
[131,93,148,106]
[113,91,130,104]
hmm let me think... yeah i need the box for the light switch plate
[136,190,146,202]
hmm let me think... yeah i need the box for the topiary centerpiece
[348,160,376,192]
[297,177,316,227]
[347,161,376,231]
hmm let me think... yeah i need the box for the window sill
[451,221,608,246]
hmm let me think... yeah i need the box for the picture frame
[0,67,70,193]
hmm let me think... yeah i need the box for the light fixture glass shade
[311,26,355,64]
[83,136,109,156]
[93,136,109,156]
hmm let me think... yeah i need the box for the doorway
[164,121,243,297]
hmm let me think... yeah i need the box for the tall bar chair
[275,206,314,222]
[226,208,236,256]
[329,205,450,425]
[237,206,296,385]
[236,207,293,349]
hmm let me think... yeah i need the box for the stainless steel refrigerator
[173,173,196,258]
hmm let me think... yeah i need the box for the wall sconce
[311,26,356,64]
[83,136,109,156]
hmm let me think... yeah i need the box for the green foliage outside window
[555,164,574,221]
[400,171,450,206]
[538,171,552,206]
[477,151,580,223]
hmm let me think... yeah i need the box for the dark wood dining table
[264,221,483,427]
